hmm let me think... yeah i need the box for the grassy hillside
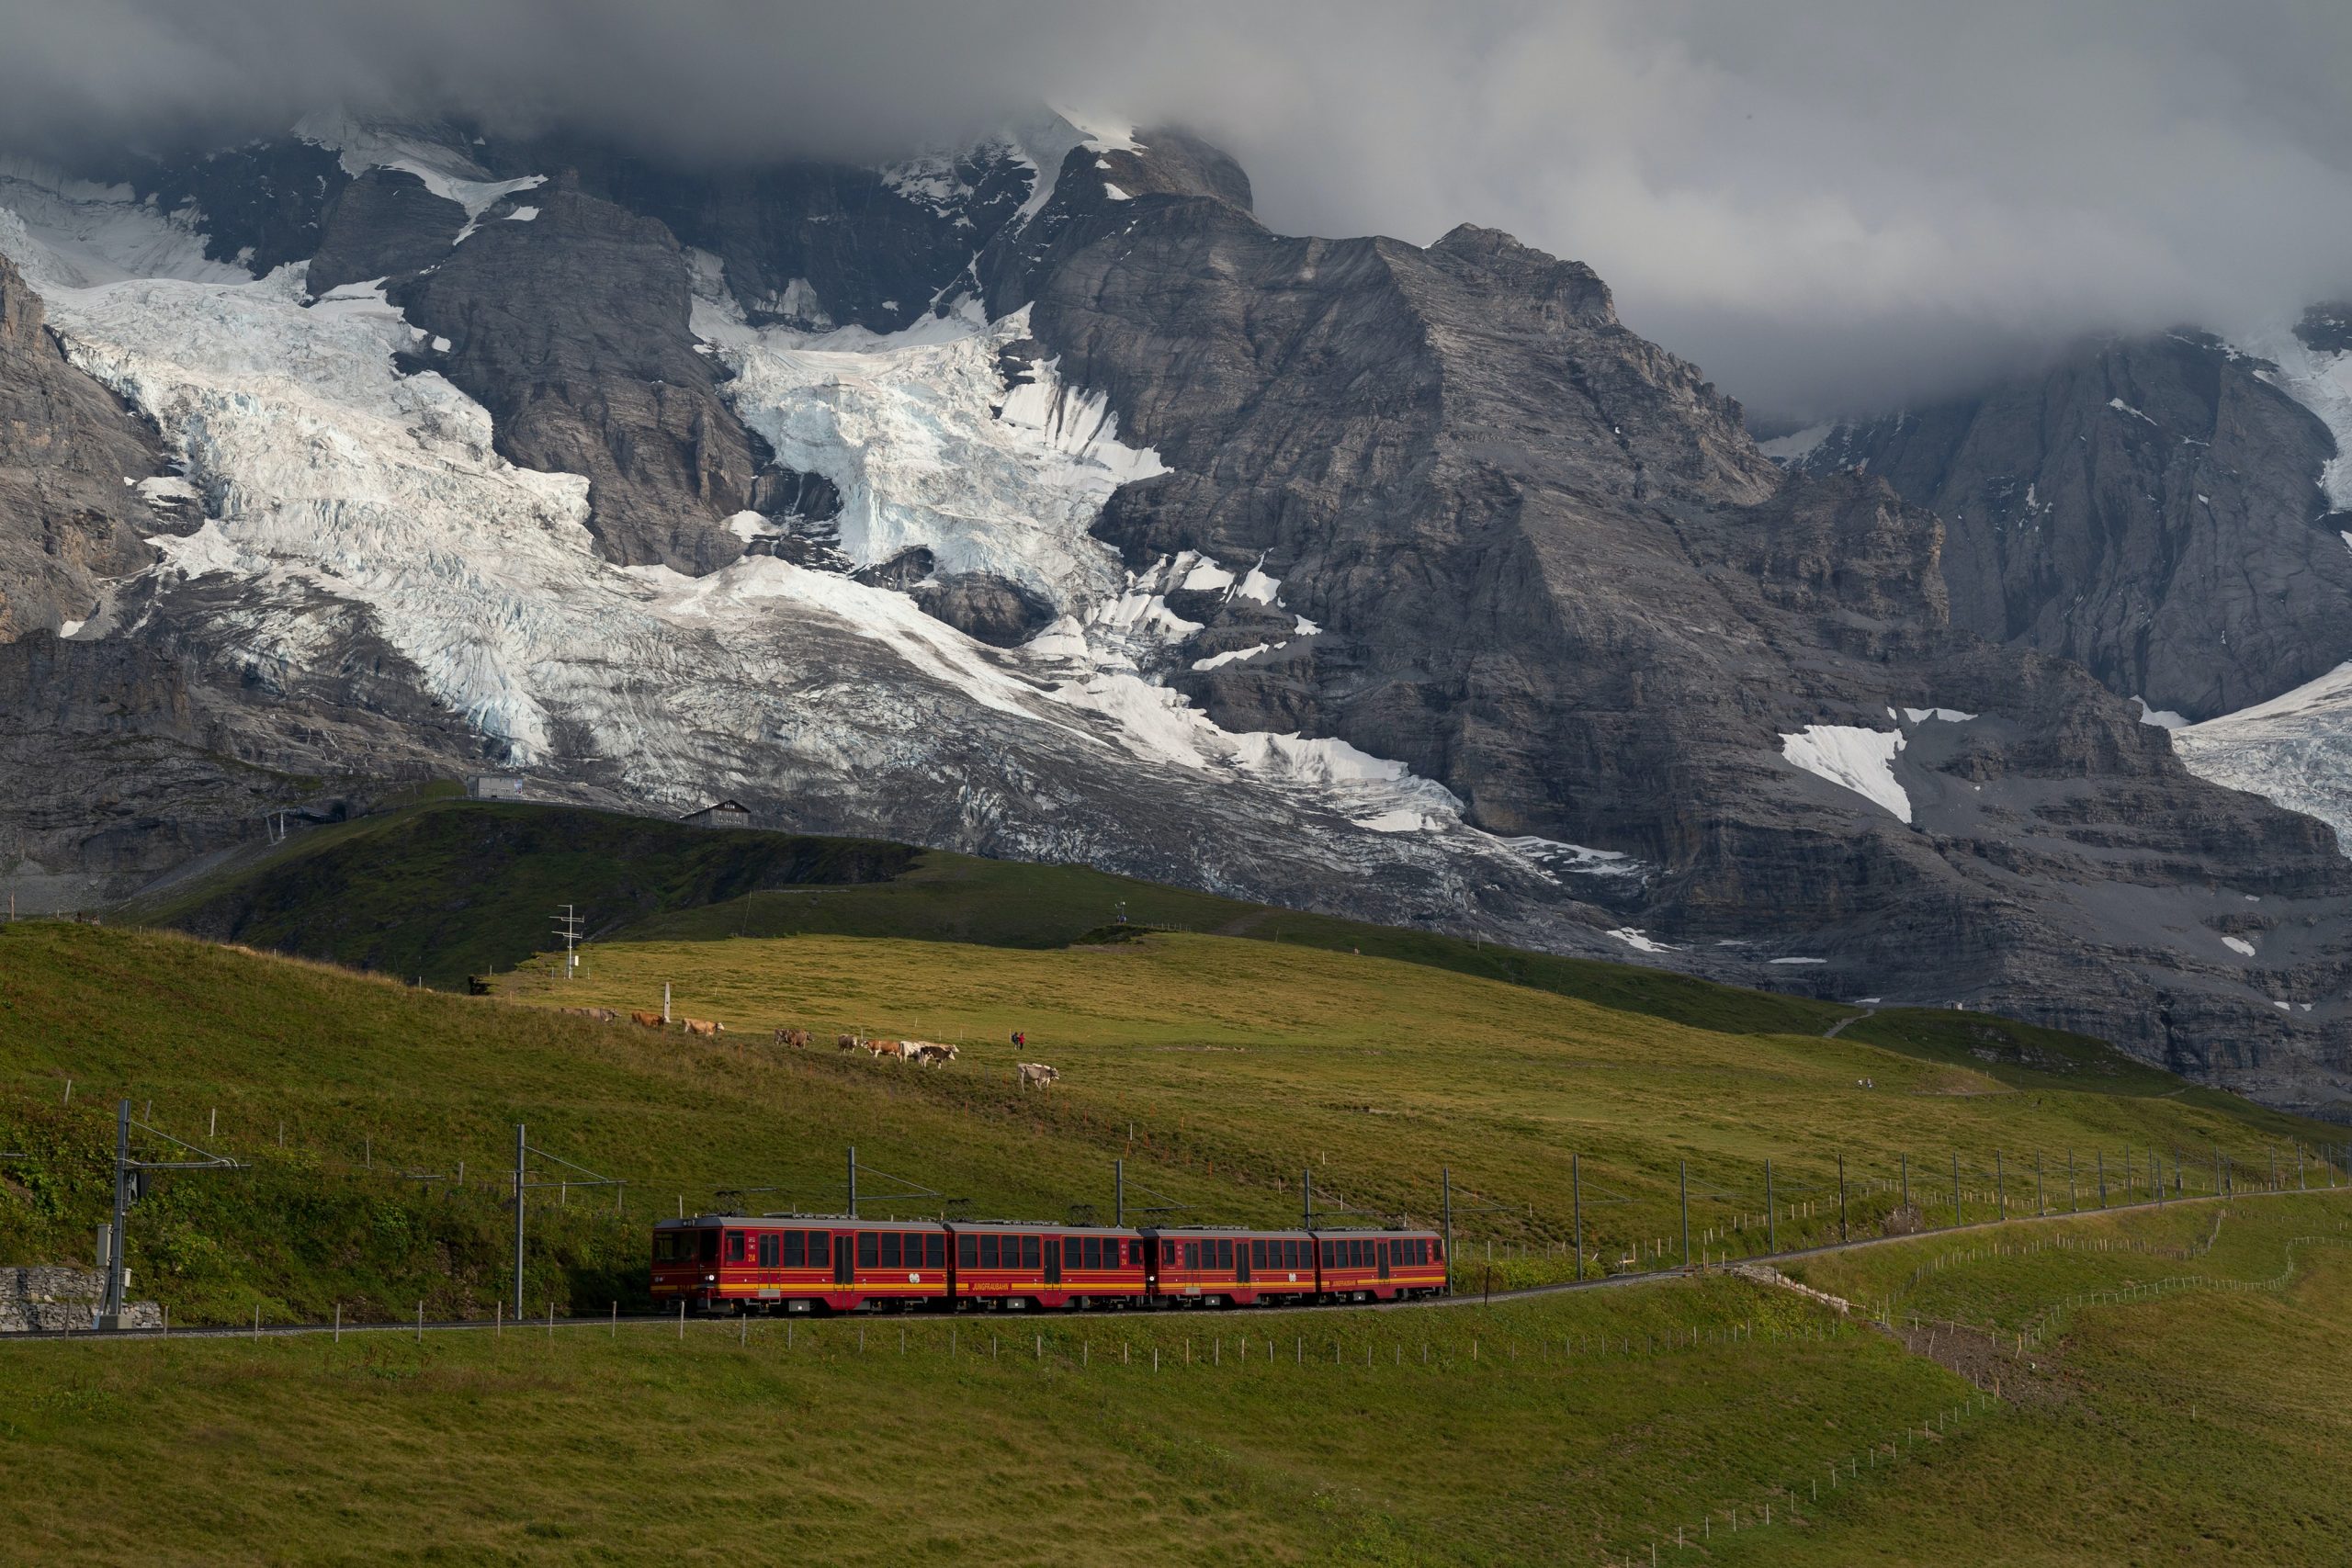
[4,1195,2344,1565]
[503,931,2345,1285]
[6,919,2335,1327]
[126,800,923,990]
[132,799,2209,1087]
[7,920,2351,1562]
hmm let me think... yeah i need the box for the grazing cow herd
[553,1002,1041,1081]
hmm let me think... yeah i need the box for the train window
[1250,1240,1266,1270]
[1063,1236,1080,1270]
[725,1233,745,1263]
[1218,1239,1234,1270]
[959,1234,978,1268]
[699,1230,719,1263]
[809,1231,830,1268]
[1319,1241,1333,1268]
[758,1234,778,1268]
[857,1232,878,1269]
[881,1233,901,1269]
[1082,1236,1101,1270]
[1431,1239,1443,1263]
[980,1235,1001,1269]
[784,1232,805,1268]
[1356,1240,1370,1268]
[1021,1235,1040,1269]
[1182,1242,1198,1269]
[927,1235,944,1269]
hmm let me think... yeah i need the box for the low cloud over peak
[6,0,2348,424]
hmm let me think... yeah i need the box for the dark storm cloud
[6,0,2350,423]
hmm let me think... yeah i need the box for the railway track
[6,1184,2337,1345]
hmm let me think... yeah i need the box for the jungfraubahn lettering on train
[650,1216,1447,1313]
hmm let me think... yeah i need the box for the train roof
[653,1214,1143,1235]
[656,1215,1437,1235]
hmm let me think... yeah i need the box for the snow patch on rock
[1781,725,1910,822]
[2240,321,2352,511]
[1606,928,1679,953]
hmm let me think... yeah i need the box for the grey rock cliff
[1794,333,2352,720]
[0,250,162,642]
[305,168,468,296]
[388,180,764,573]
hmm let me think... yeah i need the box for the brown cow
[864,1039,905,1061]
[774,1027,812,1048]
[681,1017,724,1037]
[630,1010,664,1029]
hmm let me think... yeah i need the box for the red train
[650,1216,1446,1314]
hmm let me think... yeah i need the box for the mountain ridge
[3,113,2351,1116]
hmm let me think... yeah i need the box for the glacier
[0,164,1642,934]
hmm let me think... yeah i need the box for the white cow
[1016,1062,1058,1090]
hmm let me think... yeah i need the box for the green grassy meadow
[2,1195,2344,1565]
[3,917,2338,1323]
[503,929,2346,1281]
[6,911,2351,1563]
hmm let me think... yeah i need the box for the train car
[650,1215,949,1314]
[949,1222,1148,1310]
[1146,1226,1316,1307]
[1312,1227,1446,1303]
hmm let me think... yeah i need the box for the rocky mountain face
[1793,332,2352,722]
[5,116,2352,1116]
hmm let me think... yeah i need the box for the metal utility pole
[2098,1150,2107,1208]
[1838,1152,1848,1243]
[1572,1153,1584,1280]
[1765,1159,1776,1253]
[2036,1150,2045,1214]
[106,1100,130,1325]
[1951,1152,1962,1226]
[1679,1160,1690,1269]
[1302,1165,1313,1229]
[511,1124,622,1322]
[1442,1168,1453,1285]
[104,1099,240,1329]
[1996,1150,2005,1216]
[847,1144,858,1218]
[2068,1149,2077,1212]
[1901,1152,1910,1210]
[552,905,583,978]
[514,1123,527,1319]
[1114,1158,1125,1228]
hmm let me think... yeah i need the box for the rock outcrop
[305,168,467,295]
[388,179,765,573]
[0,249,161,641]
